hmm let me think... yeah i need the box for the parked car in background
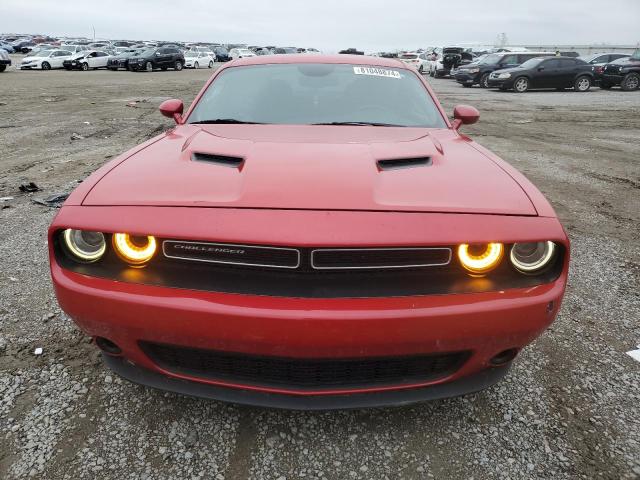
[600,50,640,91]
[184,51,214,69]
[213,47,231,62]
[580,52,631,86]
[338,47,364,55]
[488,56,594,92]
[107,49,142,70]
[20,49,73,70]
[63,50,111,70]
[128,47,185,72]
[59,45,89,54]
[0,48,11,72]
[399,52,430,73]
[273,47,299,55]
[254,47,273,56]
[229,48,257,59]
[429,47,474,77]
[0,41,15,53]
[455,51,556,88]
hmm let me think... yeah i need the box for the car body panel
[81,125,537,215]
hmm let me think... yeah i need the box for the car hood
[83,125,537,215]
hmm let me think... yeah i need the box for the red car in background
[49,55,569,409]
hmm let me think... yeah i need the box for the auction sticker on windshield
[353,66,401,78]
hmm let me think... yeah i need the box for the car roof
[232,54,405,68]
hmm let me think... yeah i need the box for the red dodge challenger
[49,55,569,409]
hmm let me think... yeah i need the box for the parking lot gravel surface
[1,59,639,479]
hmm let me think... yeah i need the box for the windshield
[631,49,640,61]
[36,50,53,57]
[188,63,446,127]
[518,58,544,69]
[478,54,502,65]
[136,49,156,57]
[185,51,198,57]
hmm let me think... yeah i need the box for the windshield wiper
[190,119,266,125]
[311,121,405,127]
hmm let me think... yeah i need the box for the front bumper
[49,206,568,408]
[455,72,479,85]
[601,73,624,86]
[52,260,565,406]
[0,59,10,66]
[487,77,514,89]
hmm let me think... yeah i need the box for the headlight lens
[458,243,504,274]
[63,229,106,262]
[468,67,480,73]
[510,241,556,274]
[113,233,157,265]
[498,72,511,79]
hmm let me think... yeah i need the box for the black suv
[600,49,640,91]
[128,47,185,72]
[455,52,556,88]
[487,56,594,93]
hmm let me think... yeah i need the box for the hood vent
[377,157,432,171]
[191,152,244,169]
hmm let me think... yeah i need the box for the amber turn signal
[457,243,504,274]
[113,233,157,265]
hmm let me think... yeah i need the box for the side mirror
[159,99,184,124]
[452,105,480,130]
[537,67,545,71]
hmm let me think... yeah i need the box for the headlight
[63,229,106,262]
[510,241,556,274]
[498,72,511,79]
[113,233,157,265]
[468,67,480,73]
[458,243,504,274]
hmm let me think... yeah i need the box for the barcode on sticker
[353,66,401,78]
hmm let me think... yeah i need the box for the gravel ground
[0,58,639,479]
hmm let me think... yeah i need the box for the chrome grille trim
[310,247,452,270]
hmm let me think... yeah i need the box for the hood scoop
[191,152,244,170]
[377,157,432,171]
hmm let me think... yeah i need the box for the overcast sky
[1,0,638,52]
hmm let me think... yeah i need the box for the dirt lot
[0,59,639,479]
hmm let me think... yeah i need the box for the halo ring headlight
[510,241,556,274]
[113,233,157,265]
[457,243,504,274]
[63,229,106,262]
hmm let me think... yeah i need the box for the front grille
[163,241,300,269]
[311,248,451,269]
[141,342,469,390]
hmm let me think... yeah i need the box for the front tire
[145,61,153,72]
[0,65,6,72]
[208,61,213,68]
[621,72,640,91]
[174,61,183,71]
[479,73,490,88]
[41,62,51,70]
[513,76,529,93]
[194,61,199,69]
[81,62,89,71]
[574,75,591,92]
[418,65,423,74]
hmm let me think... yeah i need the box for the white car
[229,48,257,60]
[184,51,215,69]
[20,49,74,70]
[63,50,112,70]
[399,52,431,73]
